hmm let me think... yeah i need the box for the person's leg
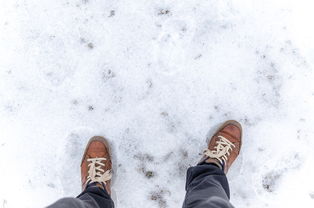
[47,182,114,208]
[47,136,114,208]
[183,163,233,208]
[183,120,242,208]
[47,197,90,208]
[76,182,114,208]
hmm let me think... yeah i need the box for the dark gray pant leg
[47,183,114,208]
[183,163,234,208]
[47,197,96,208]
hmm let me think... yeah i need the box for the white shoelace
[86,158,112,185]
[203,135,235,164]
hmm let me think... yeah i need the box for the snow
[1,0,314,207]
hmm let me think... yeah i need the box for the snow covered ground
[1,0,314,207]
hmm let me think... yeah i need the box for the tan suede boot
[81,136,112,194]
[200,120,242,174]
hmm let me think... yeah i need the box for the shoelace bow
[203,135,235,164]
[86,158,112,185]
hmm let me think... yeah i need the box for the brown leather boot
[200,120,242,174]
[81,136,112,194]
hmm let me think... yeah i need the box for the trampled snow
[1,0,314,207]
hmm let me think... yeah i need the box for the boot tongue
[95,182,105,189]
[204,158,223,170]
[86,181,105,190]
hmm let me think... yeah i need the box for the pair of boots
[81,120,242,196]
